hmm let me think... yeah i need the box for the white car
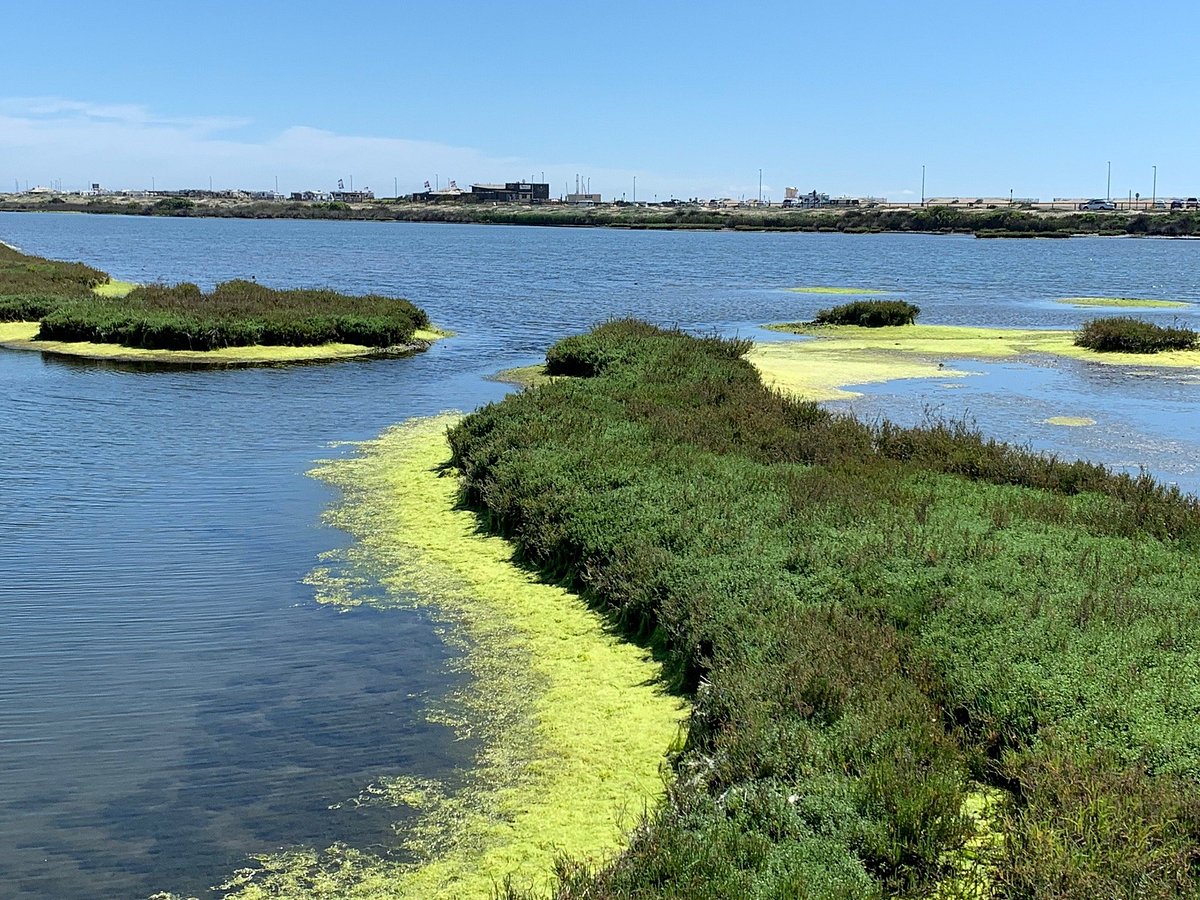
[1078,199,1116,211]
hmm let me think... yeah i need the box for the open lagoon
[2,211,1199,897]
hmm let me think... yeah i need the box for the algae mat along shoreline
[221,415,684,898]
[753,323,1200,401]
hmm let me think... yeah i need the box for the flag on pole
[337,178,344,190]
[424,180,431,190]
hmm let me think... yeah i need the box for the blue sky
[3,0,1198,201]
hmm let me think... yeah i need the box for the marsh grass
[0,243,110,321]
[37,279,430,350]
[454,320,1200,897]
[814,300,921,327]
[1075,316,1198,353]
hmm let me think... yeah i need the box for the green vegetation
[1075,317,1198,354]
[448,321,1200,897]
[36,279,430,351]
[813,300,921,327]
[0,241,110,320]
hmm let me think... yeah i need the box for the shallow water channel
[2,212,1199,898]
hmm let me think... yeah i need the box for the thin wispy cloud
[0,96,680,199]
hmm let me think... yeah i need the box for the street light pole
[1107,161,1111,201]
[921,165,926,206]
[1152,165,1157,207]
[758,168,762,204]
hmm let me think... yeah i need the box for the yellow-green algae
[0,321,446,366]
[749,339,971,401]
[935,786,1005,899]
[763,322,1200,370]
[491,364,558,389]
[1056,296,1191,309]
[1044,416,1097,427]
[222,415,684,899]
[786,286,890,295]
[92,278,137,298]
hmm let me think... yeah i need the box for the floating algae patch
[1044,416,1097,427]
[1056,296,1191,309]
[935,786,1005,899]
[224,415,684,899]
[764,322,1200,370]
[787,285,890,295]
[748,339,970,401]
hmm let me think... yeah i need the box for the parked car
[1171,199,1184,209]
[1187,198,1200,209]
[1078,199,1116,211]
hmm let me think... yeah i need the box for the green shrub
[0,243,107,296]
[813,300,920,327]
[0,293,69,321]
[1074,316,1197,353]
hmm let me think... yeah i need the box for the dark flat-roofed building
[470,182,549,202]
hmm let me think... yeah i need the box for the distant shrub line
[1075,316,1198,353]
[13,198,1200,237]
[449,320,1200,898]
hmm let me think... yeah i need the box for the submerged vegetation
[1074,316,1198,354]
[813,299,921,327]
[447,320,1200,897]
[37,279,430,351]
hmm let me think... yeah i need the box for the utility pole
[1152,165,1157,207]
[633,175,636,203]
[394,176,398,198]
[1107,161,1111,201]
[758,168,762,204]
[921,165,926,206]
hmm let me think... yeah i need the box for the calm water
[2,212,1199,898]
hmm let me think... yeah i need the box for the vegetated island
[0,242,441,365]
[11,192,1200,238]
[444,321,1200,897]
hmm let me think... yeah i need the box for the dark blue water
[2,213,1199,898]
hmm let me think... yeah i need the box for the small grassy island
[1075,316,1198,354]
[437,321,1200,898]
[0,242,439,365]
[813,299,921,327]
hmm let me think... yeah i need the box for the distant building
[470,182,550,203]
[565,192,602,205]
[330,189,374,202]
[290,191,331,201]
